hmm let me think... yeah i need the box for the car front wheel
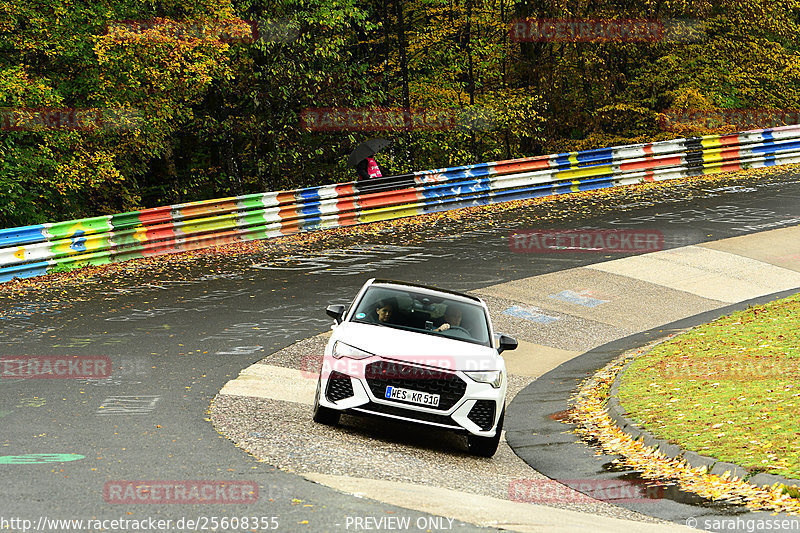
[467,407,504,457]
[312,379,341,426]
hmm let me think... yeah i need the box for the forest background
[1,0,798,227]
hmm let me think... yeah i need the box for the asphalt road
[2,171,800,532]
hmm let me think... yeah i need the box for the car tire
[312,379,340,426]
[467,406,504,457]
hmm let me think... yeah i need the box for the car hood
[333,322,500,371]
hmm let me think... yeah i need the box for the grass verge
[619,292,800,479]
[569,343,800,513]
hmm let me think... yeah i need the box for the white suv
[313,279,517,457]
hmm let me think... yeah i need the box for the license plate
[384,386,440,407]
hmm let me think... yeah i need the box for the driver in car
[434,304,465,332]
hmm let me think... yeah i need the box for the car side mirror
[326,304,346,324]
[497,334,518,354]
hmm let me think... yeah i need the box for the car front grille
[467,400,496,431]
[352,402,464,431]
[364,360,466,411]
[325,371,354,403]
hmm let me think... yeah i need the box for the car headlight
[464,370,503,388]
[332,341,374,360]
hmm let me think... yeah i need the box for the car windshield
[350,285,491,347]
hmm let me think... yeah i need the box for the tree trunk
[163,143,179,203]
[224,137,243,196]
[464,0,478,161]
[394,0,414,169]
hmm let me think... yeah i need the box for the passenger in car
[374,298,398,324]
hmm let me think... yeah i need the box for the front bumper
[317,356,506,437]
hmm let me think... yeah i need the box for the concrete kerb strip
[219,363,316,404]
[301,473,694,533]
[606,325,800,490]
[585,244,800,304]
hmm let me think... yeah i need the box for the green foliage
[1,0,800,227]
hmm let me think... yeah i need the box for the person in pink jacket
[366,156,383,178]
[356,156,383,181]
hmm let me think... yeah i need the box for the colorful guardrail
[3,124,800,283]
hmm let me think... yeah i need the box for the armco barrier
[3,124,800,283]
